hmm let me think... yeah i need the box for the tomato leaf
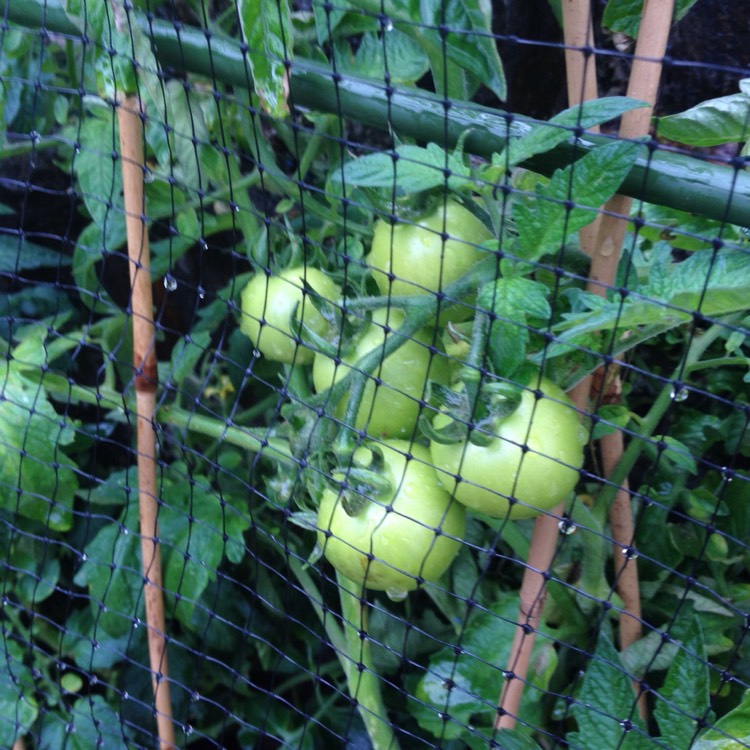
[0,327,79,532]
[38,696,128,750]
[74,111,122,229]
[418,0,506,100]
[514,139,644,262]
[63,0,105,39]
[546,247,750,363]
[0,640,38,748]
[692,690,750,749]
[73,505,143,637]
[502,96,648,171]
[603,0,700,37]
[656,82,750,147]
[567,630,648,749]
[413,595,557,740]
[238,0,293,118]
[334,30,430,85]
[653,618,710,749]
[334,142,472,194]
[311,0,347,44]
[477,278,550,378]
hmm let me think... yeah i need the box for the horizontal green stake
[8,0,750,226]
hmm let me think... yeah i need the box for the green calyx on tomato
[428,376,587,520]
[368,199,493,320]
[312,308,450,439]
[239,266,341,364]
[316,440,466,597]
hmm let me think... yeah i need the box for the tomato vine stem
[599,318,735,511]
[336,572,402,750]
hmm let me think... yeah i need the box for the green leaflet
[239,0,293,118]
[656,83,750,148]
[413,595,557,741]
[545,247,750,362]
[0,640,39,748]
[654,618,710,749]
[568,630,650,749]
[0,328,79,531]
[38,696,128,750]
[513,140,644,261]
[334,142,471,193]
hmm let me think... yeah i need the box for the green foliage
[656,79,750,154]
[239,0,294,117]
[2,2,750,748]
[603,0,701,37]
[413,595,557,743]
[567,630,649,749]
[0,328,79,531]
[513,139,644,262]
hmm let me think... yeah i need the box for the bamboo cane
[497,0,674,730]
[495,0,600,729]
[591,0,675,671]
[118,94,176,750]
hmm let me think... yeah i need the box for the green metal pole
[5,0,749,226]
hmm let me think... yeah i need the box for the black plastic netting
[1,0,750,748]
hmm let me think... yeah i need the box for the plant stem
[311,256,496,411]
[599,322,728,510]
[336,573,400,750]
[288,558,347,661]
[161,405,296,467]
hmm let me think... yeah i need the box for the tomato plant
[368,200,492,317]
[240,266,341,364]
[311,308,450,438]
[316,440,466,597]
[429,377,586,519]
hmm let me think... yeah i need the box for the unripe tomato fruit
[312,308,450,438]
[239,266,341,364]
[368,200,492,317]
[317,441,466,596]
[430,377,586,519]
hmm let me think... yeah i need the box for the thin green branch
[599,321,733,510]
[337,572,401,750]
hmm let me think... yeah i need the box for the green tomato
[368,199,492,317]
[317,440,466,596]
[239,266,340,364]
[430,377,586,519]
[312,308,450,438]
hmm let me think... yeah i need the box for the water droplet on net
[670,386,689,402]
[163,274,178,292]
[620,547,639,560]
[386,588,408,603]
[384,19,394,31]
[558,519,576,535]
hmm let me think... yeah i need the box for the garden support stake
[589,0,674,685]
[118,93,176,750]
[496,0,602,731]
[497,0,674,731]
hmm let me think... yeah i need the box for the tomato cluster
[239,199,586,595]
